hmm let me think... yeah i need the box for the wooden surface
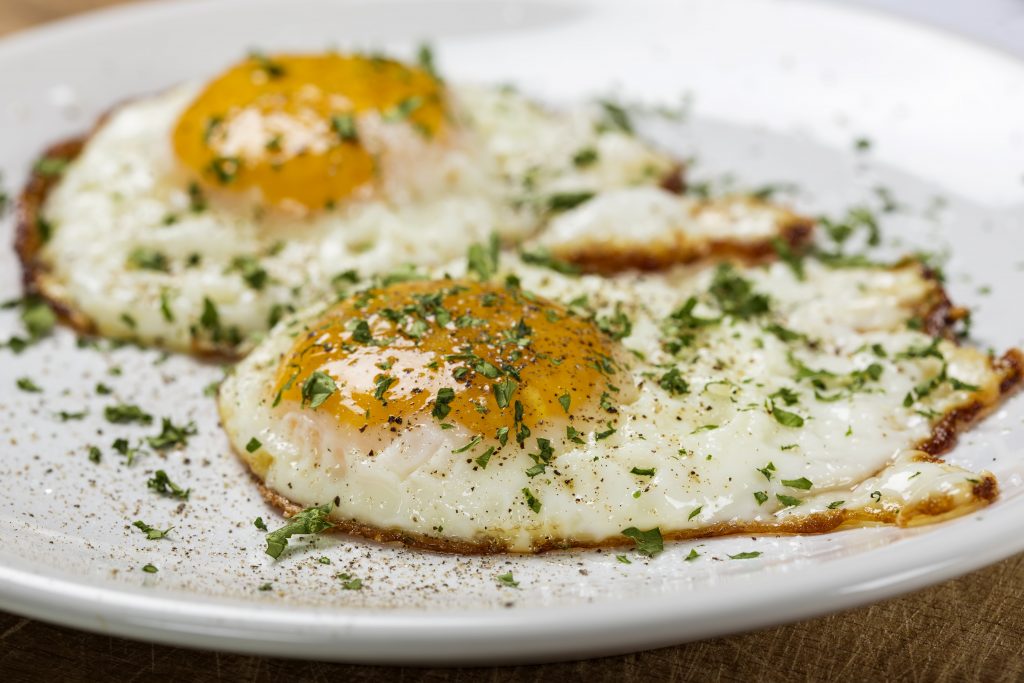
[2,2,1024,680]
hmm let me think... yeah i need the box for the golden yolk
[273,280,631,447]
[172,53,447,212]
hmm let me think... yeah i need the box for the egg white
[33,82,676,353]
[219,256,1007,552]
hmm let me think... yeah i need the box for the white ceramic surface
[0,0,1022,665]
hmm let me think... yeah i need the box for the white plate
[1,0,1023,665]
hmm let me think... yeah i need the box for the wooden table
[2,2,1023,679]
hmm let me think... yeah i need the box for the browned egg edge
[220,324,1022,555]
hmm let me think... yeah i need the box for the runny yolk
[172,53,447,213]
[272,279,632,447]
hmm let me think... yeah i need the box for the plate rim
[1,0,1023,664]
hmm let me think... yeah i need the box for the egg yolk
[172,53,447,212]
[273,279,632,449]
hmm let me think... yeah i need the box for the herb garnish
[133,520,172,540]
[104,404,153,425]
[147,470,190,500]
[16,377,42,393]
[467,234,500,280]
[621,526,664,557]
[729,551,762,560]
[301,371,337,409]
[522,488,542,513]
[264,503,334,559]
[336,572,363,590]
[146,418,197,450]
[331,113,358,142]
[496,572,520,588]
[128,247,170,272]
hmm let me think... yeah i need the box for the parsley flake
[300,371,337,409]
[729,551,762,560]
[133,520,172,540]
[147,470,190,500]
[264,504,334,559]
[621,526,664,557]
[496,572,520,588]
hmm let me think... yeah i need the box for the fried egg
[218,253,1021,553]
[21,51,708,354]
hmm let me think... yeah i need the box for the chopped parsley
[330,113,358,142]
[596,304,632,340]
[104,404,153,425]
[685,549,700,562]
[597,99,634,134]
[757,462,776,481]
[133,520,172,540]
[467,234,500,280]
[141,564,158,574]
[522,488,542,513]
[776,494,802,507]
[127,247,170,272]
[558,393,571,413]
[453,436,482,454]
[88,446,102,463]
[728,551,762,560]
[474,447,495,469]
[147,470,190,500]
[145,418,196,450]
[658,367,689,395]
[159,289,175,322]
[519,247,581,273]
[254,517,268,531]
[206,156,242,184]
[770,404,805,428]
[249,51,286,79]
[416,42,439,79]
[492,378,518,409]
[300,371,337,409]
[15,377,42,393]
[827,500,845,509]
[245,437,262,453]
[545,192,595,213]
[33,156,69,177]
[432,387,456,419]
[781,477,813,490]
[753,491,768,505]
[709,264,770,319]
[525,438,554,477]
[229,255,269,290]
[572,147,599,167]
[630,467,656,476]
[688,506,703,521]
[621,526,664,557]
[264,503,334,559]
[373,375,396,402]
[496,571,520,588]
[112,438,141,465]
[336,573,363,590]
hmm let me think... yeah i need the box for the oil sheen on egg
[219,256,1016,552]
[31,51,678,353]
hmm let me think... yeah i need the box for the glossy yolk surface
[172,53,446,212]
[273,280,631,444]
